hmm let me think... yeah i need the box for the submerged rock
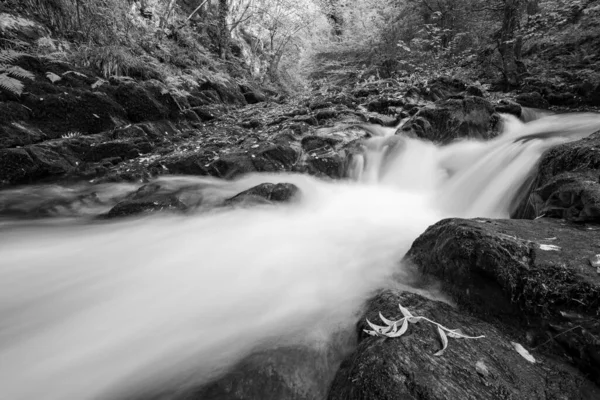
[398,96,501,144]
[182,345,342,400]
[328,290,599,400]
[225,183,299,206]
[406,217,600,384]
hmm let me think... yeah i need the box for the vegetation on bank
[0,0,599,103]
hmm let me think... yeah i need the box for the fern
[0,73,24,96]
[0,51,34,96]
[0,49,26,64]
[2,65,35,80]
[61,131,82,139]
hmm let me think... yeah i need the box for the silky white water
[0,112,599,400]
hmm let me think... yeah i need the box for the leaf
[387,317,409,338]
[379,312,396,326]
[46,72,61,83]
[511,342,536,363]
[366,318,392,335]
[0,73,23,95]
[399,304,414,318]
[434,325,448,356]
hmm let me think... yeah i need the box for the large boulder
[398,96,501,144]
[514,130,600,222]
[328,290,599,400]
[405,217,600,384]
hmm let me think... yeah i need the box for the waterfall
[1,112,599,400]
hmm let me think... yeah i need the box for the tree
[498,0,525,86]
[218,0,230,58]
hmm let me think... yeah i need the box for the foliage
[0,50,33,96]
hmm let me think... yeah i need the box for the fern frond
[0,49,26,63]
[61,131,82,139]
[63,70,88,78]
[4,66,34,80]
[0,73,24,96]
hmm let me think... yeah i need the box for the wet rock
[106,191,187,218]
[406,217,600,384]
[399,96,501,144]
[297,136,346,178]
[515,130,600,222]
[494,100,522,117]
[83,139,153,163]
[159,145,298,179]
[328,290,600,400]
[515,92,550,109]
[225,183,299,206]
[27,144,74,177]
[0,148,38,185]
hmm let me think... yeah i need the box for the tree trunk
[218,0,230,59]
[498,0,524,87]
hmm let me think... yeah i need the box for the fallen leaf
[387,318,409,338]
[379,312,395,326]
[475,360,490,377]
[434,326,448,356]
[511,342,536,363]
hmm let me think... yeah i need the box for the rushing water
[1,112,600,400]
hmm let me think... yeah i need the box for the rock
[0,120,46,149]
[83,139,153,163]
[589,83,600,106]
[365,98,405,114]
[24,89,127,138]
[515,92,550,109]
[405,217,600,384]
[315,109,338,123]
[398,96,501,144]
[547,92,579,106]
[106,184,187,218]
[141,344,346,400]
[159,144,298,179]
[328,290,599,400]
[113,83,169,123]
[27,144,74,177]
[239,84,267,104]
[297,136,346,178]
[494,100,522,117]
[225,183,299,206]
[0,148,38,185]
[404,77,469,103]
[514,130,600,222]
[199,79,247,105]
